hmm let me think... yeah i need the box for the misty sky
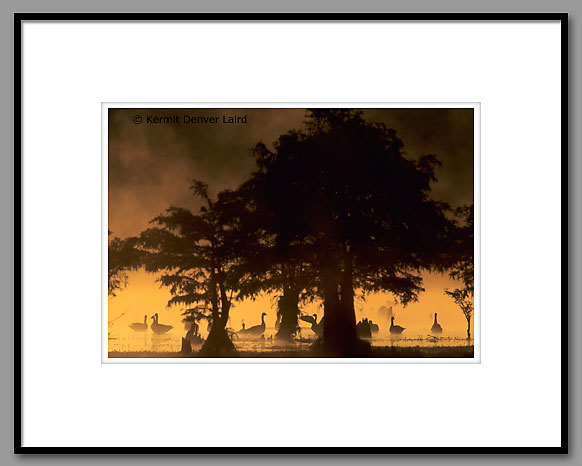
[108,108,474,238]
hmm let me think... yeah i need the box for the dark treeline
[109,109,473,357]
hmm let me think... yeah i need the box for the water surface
[108,325,473,354]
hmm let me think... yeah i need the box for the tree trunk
[466,317,471,340]
[275,290,300,341]
[200,302,235,356]
[318,261,369,357]
[200,325,236,357]
[181,337,193,354]
[199,277,236,356]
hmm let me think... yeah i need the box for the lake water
[108,325,473,354]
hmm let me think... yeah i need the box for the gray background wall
[1,1,577,464]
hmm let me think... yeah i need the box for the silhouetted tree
[274,264,314,340]
[445,205,474,339]
[108,230,141,297]
[235,172,317,341]
[445,288,473,340]
[248,110,455,356]
[137,180,242,356]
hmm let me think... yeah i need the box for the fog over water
[108,325,473,354]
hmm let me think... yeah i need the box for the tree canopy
[108,230,142,297]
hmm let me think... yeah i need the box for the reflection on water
[108,331,181,353]
[370,332,473,348]
[108,326,473,354]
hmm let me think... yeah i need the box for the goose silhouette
[129,315,148,332]
[238,313,267,337]
[299,313,324,336]
[151,313,173,334]
[431,313,443,334]
[389,316,405,335]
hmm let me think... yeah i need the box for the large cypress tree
[247,110,455,355]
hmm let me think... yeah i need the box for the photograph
[106,106,476,359]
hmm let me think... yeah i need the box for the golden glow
[108,269,473,353]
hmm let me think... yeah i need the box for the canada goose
[238,313,267,337]
[151,313,173,334]
[389,316,405,335]
[129,315,148,332]
[369,320,379,334]
[299,313,324,336]
[431,313,443,334]
[356,318,372,339]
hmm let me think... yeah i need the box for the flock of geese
[128,313,174,334]
[389,313,443,335]
[129,311,445,338]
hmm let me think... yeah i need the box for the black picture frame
[14,12,569,454]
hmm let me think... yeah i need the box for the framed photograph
[16,13,567,452]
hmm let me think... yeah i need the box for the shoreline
[108,345,474,359]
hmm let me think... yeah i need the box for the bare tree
[444,287,473,339]
[445,205,474,339]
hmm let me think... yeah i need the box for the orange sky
[109,269,473,340]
